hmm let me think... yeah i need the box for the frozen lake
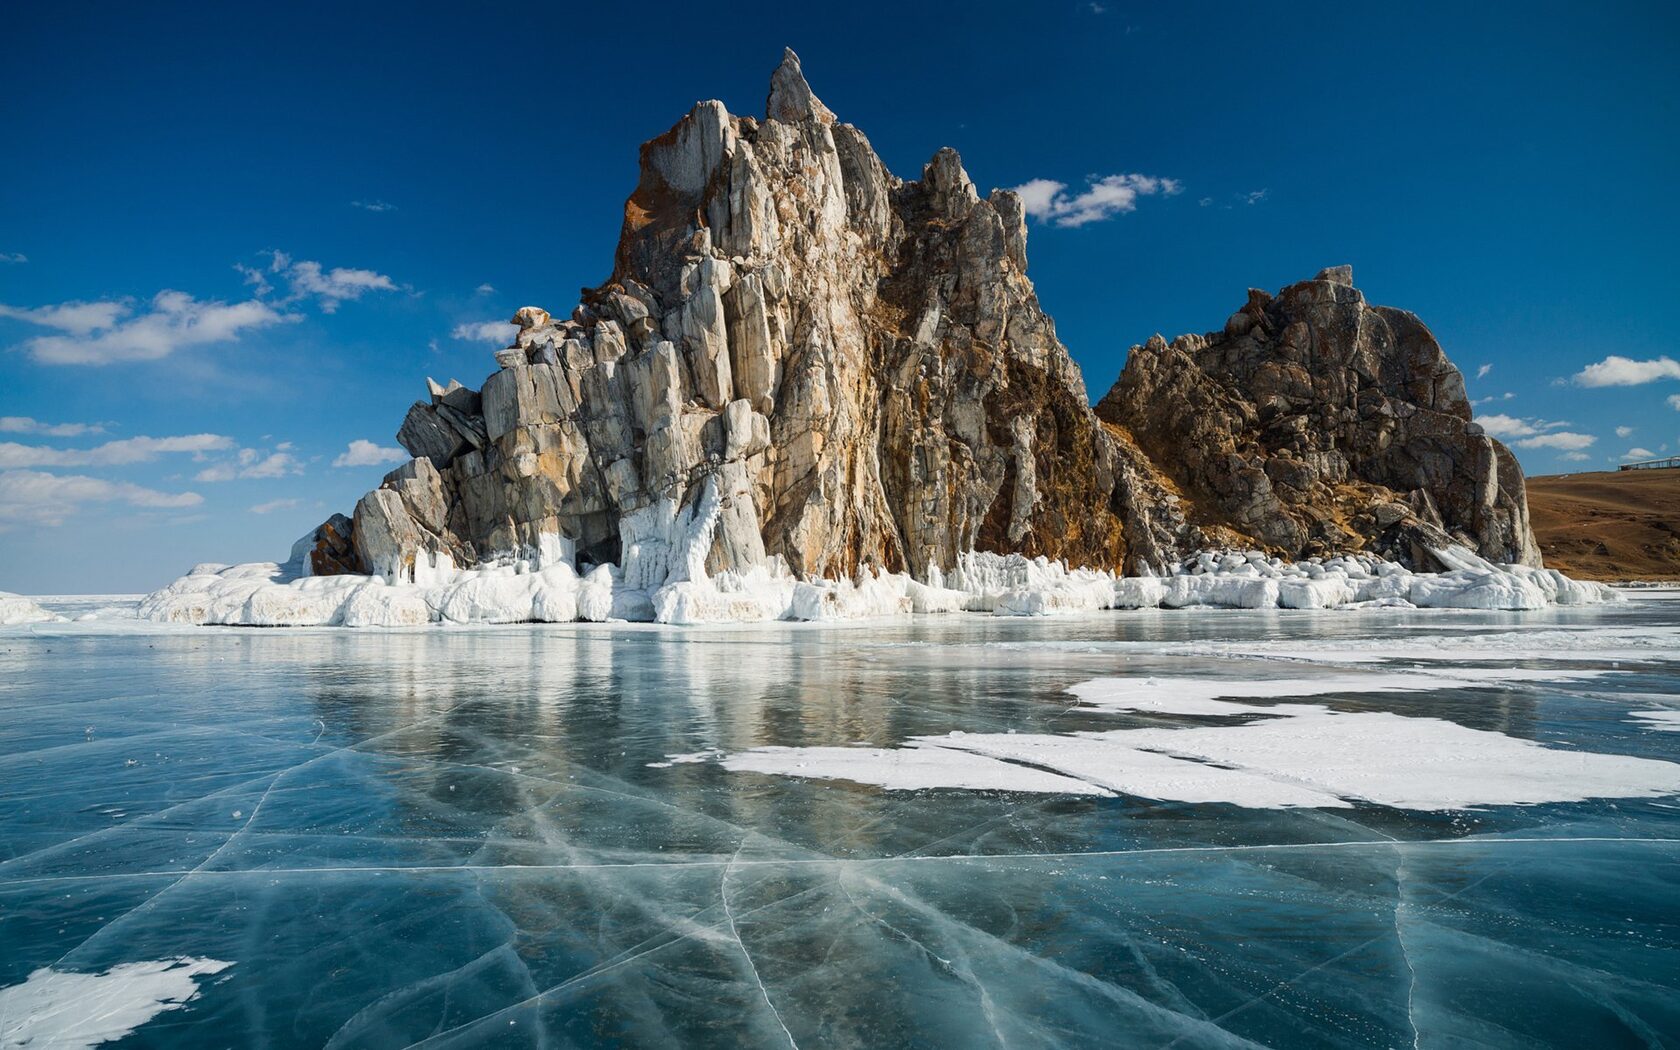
[2,596,1678,1047]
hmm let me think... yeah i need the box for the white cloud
[350,200,396,213]
[0,433,231,469]
[0,469,201,529]
[1616,426,1634,439]
[333,439,407,468]
[1478,413,1552,436]
[1471,392,1515,406]
[0,251,26,264]
[474,283,496,295]
[1197,197,1213,207]
[1011,173,1183,228]
[1560,452,1591,462]
[0,299,132,336]
[1622,447,1656,461]
[251,497,305,514]
[1475,414,1577,441]
[1240,189,1268,205]
[1514,431,1596,451]
[2,291,292,366]
[1572,355,1680,387]
[1476,363,1492,379]
[0,417,105,437]
[194,447,304,482]
[243,251,398,314]
[1667,394,1680,411]
[452,320,517,345]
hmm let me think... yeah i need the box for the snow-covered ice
[0,591,59,626]
[132,541,1619,628]
[707,683,1680,811]
[0,958,231,1050]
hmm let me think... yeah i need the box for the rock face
[1096,266,1541,569]
[329,50,1537,590]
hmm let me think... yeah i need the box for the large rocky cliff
[309,50,1538,591]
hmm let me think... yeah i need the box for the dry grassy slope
[1525,469,1680,580]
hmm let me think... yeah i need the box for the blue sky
[2,2,1677,593]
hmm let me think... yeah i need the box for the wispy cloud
[240,250,398,314]
[0,300,134,336]
[333,439,407,468]
[475,283,496,295]
[0,469,201,529]
[1012,174,1182,228]
[1476,363,1493,379]
[1474,414,1570,440]
[451,319,517,345]
[1239,189,1268,205]
[1572,355,1680,387]
[1616,426,1634,439]
[1514,431,1596,451]
[194,446,304,482]
[1471,392,1514,406]
[1,292,292,366]
[251,497,305,514]
[0,252,26,264]
[1668,394,1680,411]
[0,433,231,469]
[350,200,397,213]
[0,417,106,437]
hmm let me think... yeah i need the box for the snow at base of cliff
[134,543,1618,629]
[0,591,61,626]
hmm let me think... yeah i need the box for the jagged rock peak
[293,54,1541,604]
[766,47,833,125]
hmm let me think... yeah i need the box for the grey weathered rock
[311,52,1535,588]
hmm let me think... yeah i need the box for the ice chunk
[0,592,60,626]
[0,957,231,1050]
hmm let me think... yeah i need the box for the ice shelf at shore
[135,544,1617,629]
[0,591,60,626]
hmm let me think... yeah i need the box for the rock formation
[314,50,1537,594]
[1097,266,1541,569]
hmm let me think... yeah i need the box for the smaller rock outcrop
[1095,266,1540,569]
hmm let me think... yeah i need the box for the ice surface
[714,699,1680,811]
[0,958,230,1049]
[1065,667,1619,716]
[720,743,1112,795]
[131,544,1619,628]
[0,591,59,626]
[4,596,1678,1046]
[1632,710,1680,732]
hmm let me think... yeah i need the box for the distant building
[1620,456,1680,471]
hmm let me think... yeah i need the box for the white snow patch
[713,690,1680,811]
[133,544,1618,628]
[1630,710,1680,732]
[1065,668,1618,717]
[0,592,60,626]
[720,743,1111,795]
[0,957,231,1049]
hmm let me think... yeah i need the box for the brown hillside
[1526,468,1680,581]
